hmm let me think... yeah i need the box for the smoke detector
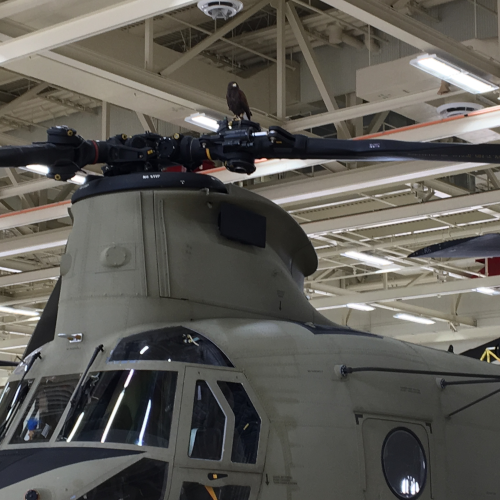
[197,0,243,20]
[436,102,483,118]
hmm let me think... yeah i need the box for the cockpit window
[109,327,233,367]
[76,458,168,500]
[61,370,177,448]
[10,375,78,444]
[218,382,261,464]
[189,381,226,460]
[0,379,33,442]
[180,482,250,500]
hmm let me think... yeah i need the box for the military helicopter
[0,118,500,500]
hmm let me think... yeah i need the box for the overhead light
[476,287,500,296]
[394,313,435,325]
[347,303,375,311]
[0,344,28,350]
[433,190,451,199]
[25,164,49,175]
[342,251,393,267]
[410,54,498,94]
[0,306,39,316]
[185,112,220,132]
[69,174,86,185]
[0,266,21,273]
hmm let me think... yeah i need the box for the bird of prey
[226,82,252,120]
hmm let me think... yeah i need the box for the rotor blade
[0,144,74,167]
[408,234,500,258]
[261,132,500,162]
[0,360,18,367]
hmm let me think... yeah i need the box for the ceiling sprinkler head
[197,0,243,20]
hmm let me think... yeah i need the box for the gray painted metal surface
[0,177,498,499]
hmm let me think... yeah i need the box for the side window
[218,382,261,464]
[10,375,78,444]
[382,427,427,499]
[0,379,34,442]
[189,381,226,460]
[180,482,250,500]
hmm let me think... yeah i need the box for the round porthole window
[382,427,427,499]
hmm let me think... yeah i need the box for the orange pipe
[0,200,71,220]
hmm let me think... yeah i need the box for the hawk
[226,82,252,120]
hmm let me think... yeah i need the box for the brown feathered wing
[226,87,252,120]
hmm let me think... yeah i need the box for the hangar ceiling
[0,0,497,376]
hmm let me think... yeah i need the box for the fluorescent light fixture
[476,287,500,295]
[309,289,333,296]
[394,313,435,325]
[25,164,49,175]
[0,266,21,273]
[69,174,86,185]
[0,306,39,317]
[27,316,41,322]
[185,112,220,132]
[374,266,402,274]
[0,344,28,350]
[433,190,451,199]
[347,303,375,311]
[410,54,498,94]
[343,251,393,267]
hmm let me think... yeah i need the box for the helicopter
[0,118,499,500]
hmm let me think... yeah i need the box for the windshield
[62,370,177,447]
[109,327,233,367]
[10,375,78,444]
[0,379,33,441]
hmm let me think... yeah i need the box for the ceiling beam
[302,188,500,235]
[253,160,488,205]
[0,0,195,66]
[0,267,59,288]
[310,274,500,308]
[310,281,476,326]
[320,0,500,78]
[0,200,70,231]
[160,0,269,77]
[0,0,55,19]
[368,105,500,142]
[317,218,500,259]
[285,89,464,132]
[286,2,351,138]
[3,48,280,129]
[0,82,49,119]
[0,227,70,258]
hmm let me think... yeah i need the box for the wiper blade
[59,344,104,439]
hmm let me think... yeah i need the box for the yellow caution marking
[205,486,218,500]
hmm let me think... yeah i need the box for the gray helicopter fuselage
[0,173,498,500]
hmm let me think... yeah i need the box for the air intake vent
[436,102,483,118]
